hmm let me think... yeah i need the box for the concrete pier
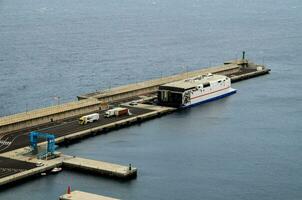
[0,149,137,186]
[0,156,62,186]
[230,67,270,82]
[63,156,137,179]
[0,58,271,188]
[0,99,101,135]
[60,190,119,200]
[54,105,175,145]
[77,63,240,101]
[0,59,269,137]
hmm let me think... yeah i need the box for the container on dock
[104,107,130,118]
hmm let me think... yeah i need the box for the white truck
[104,107,131,118]
[79,113,100,125]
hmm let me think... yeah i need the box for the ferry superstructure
[157,74,236,108]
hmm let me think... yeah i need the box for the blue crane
[29,131,57,157]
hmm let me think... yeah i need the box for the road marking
[0,168,26,173]
[0,140,12,146]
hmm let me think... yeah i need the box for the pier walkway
[63,156,137,179]
[0,58,270,187]
[0,149,137,186]
[0,106,156,153]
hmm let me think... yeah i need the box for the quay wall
[77,63,240,102]
[0,99,101,135]
[0,60,269,135]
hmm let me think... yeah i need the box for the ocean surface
[1,0,302,199]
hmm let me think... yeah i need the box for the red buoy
[67,185,71,194]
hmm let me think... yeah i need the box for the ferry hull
[181,88,237,108]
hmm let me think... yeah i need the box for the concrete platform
[60,190,119,200]
[0,99,101,135]
[0,59,269,154]
[63,156,137,179]
[0,58,270,188]
[0,158,62,186]
[54,105,175,145]
[230,67,270,82]
[0,106,156,153]
[0,150,137,186]
[77,62,240,101]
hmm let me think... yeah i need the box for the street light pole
[54,96,60,105]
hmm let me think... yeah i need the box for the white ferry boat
[157,73,236,108]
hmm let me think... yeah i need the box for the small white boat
[51,167,62,173]
[40,172,47,176]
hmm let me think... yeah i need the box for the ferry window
[203,82,210,87]
[218,80,221,83]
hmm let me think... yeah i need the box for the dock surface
[0,59,269,155]
[0,151,137,186]
[0,156,36,179]
[0,58,270,187]
[0,106,156,153]
[63,156,137,179]
[60,190,119,200]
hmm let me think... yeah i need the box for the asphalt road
[0,157,36,179]
[0,106,153,154]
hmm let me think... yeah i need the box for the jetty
[63,156,137,179]
[0,56,270,187]
[0,149,137,187]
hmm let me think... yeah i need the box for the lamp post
[54,96,60,105]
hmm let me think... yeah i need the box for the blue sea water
[0,0,302,199]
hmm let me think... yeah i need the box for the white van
[79,113,100,125]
